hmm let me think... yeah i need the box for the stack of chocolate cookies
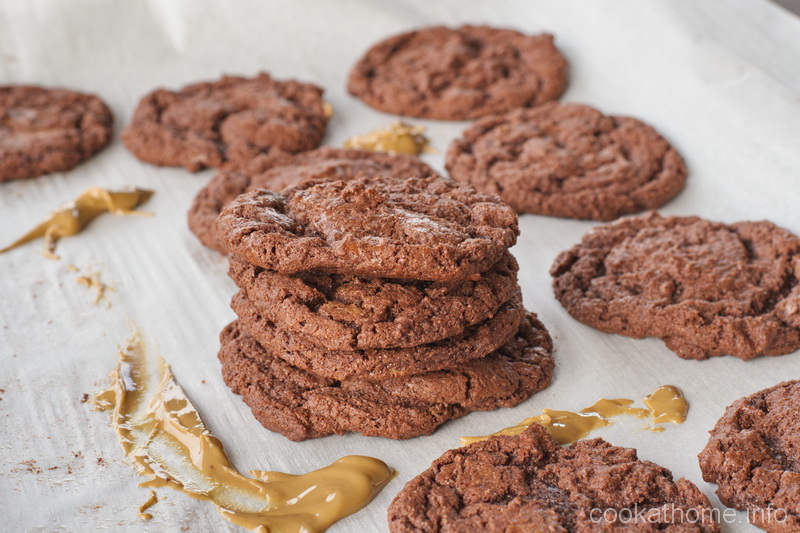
[214,173,555,441]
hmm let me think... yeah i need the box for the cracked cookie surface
[218,313,553,440]
[188,147,435,253]
[347,25,567,120]
[551,212,800,360]
[1,85,113,182]
[122,73,327,171]
[699,380,800,533]
[446,103,687,219]
[389,423,720,532]
[217,174,518,282]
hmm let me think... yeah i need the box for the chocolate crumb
[21,460,43,474]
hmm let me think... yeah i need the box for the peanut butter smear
[344,122,432,156]
[0,186,153,260]
[93,334,393,532]
[461,385,688,446]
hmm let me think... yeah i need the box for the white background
[1,0,799,531]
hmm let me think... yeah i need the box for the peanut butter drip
[0,187,153,259]
[93,334,393,532]
[137,491,158,520]
[344,122,431,156]
[461,385,688,446]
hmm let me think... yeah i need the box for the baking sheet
[1,0,800,531]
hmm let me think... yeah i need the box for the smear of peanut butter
[461,385,688,446]
[344,122,432,156]
[0,186,153,260]
[92,333,392,532]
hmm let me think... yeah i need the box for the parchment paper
[1,1,799,531]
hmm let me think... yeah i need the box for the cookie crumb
[20,460,42,474]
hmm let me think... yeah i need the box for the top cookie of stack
[214,173,555,440]
[216,174,519,281]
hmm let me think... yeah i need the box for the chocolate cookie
[445,103,687,219]
[230,288,525,380]
[388,423,720,532]
[551,212,800,360]
[1,86,112,182]
[347,25,567,120]
[217,175,519,282]
[122,73,327,172]
[227,251,519,350]
[188,147,435,253]
[699,381,800,532]
[218,313,554,440]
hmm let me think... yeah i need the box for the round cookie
[188,147,435,253]
[122,73,328,172]
[230,288,525,381]
[445,103,687,220]
[388,423,720,532]
[699,381,800,532]
[227,251,519,350]
[216,174,519,282]
[1,85,112,182]
[218,313,554,441]
[347,25,567,120]
[551,212,800,360]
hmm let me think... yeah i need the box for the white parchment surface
[1,1,799,531]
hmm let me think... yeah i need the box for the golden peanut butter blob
[344,122,432,156]
[0,186,153,259]
[93,334,393,532]
[461,385,688,446]
[644,385,689,425]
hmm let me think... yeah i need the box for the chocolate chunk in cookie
[228,251,519,350]
[699,381,800,532]
[231,288,524,380]
[551,212,800,360]
[123,73,327,172]
[218,313,553,440]
[388,423,720,532]
[217,175,519,282]
[446,103,687,220]
[1,86,112,182]
[188,147,435,253]
[348,25,567,120]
